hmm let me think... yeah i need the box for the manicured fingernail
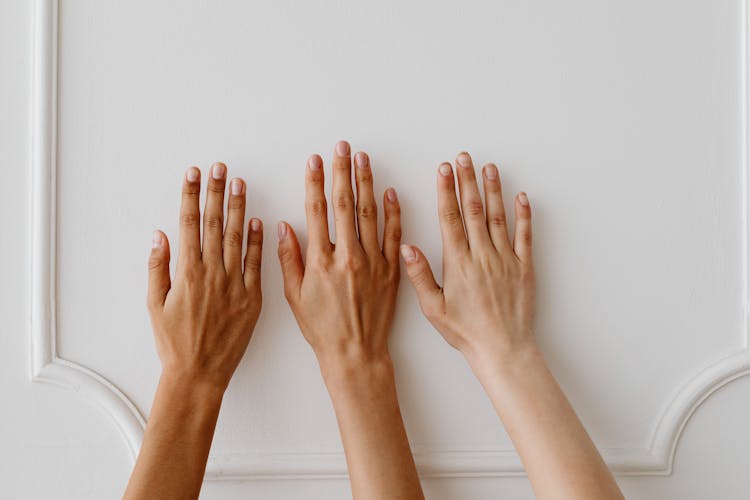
[212,163,226,180]
[457,152,471,168]
[484,163,498,180]
[355,152,369,169]
[186,167,199,182]
[438,163,453,176]
[308,155,322,170]
[277,221,287,240]
[400,244,417,263]
[386,187,398,203]
[518,192,529,206]
[231,178,243,195]
[250,218,261,232]
[152,231,162,248]
[336,140,350,156]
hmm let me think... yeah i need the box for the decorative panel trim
[30,0,750,479]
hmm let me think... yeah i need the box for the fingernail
[518,192,529,206]
[438,163,452,177]
[457,152,471,168]
[152,231,162,248]
[250,218,261,232]
[308,155,322,170]
[355,152,369,169]
[484,163,498,180]
[400,244,417,263]
[277,221,287,240]
[336,140,350,157]
[212,163,226,180]
[231,178,243,195]
[386,187,398,203]
[186,167,199,182]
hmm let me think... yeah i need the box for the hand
[147,162,264,392]
[277,141,402,372]
[400,152,535,364]
[400,154,623,500]
[276,142,424,500]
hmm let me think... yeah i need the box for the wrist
[317,350,396,395]
[158,368,226,408]
[463,335,544,382]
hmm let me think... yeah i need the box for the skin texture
[123,163,263,500]
[401,153,625,500]
[277,141,425,500]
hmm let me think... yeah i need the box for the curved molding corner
[29,0,750,479]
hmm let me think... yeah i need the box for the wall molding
[30,0,750,480]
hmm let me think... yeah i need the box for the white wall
[2,1,749,498]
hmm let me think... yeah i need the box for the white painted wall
[2,0,749,498]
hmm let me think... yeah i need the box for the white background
[2,0,750,498]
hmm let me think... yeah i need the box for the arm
[400,153,624,500]
[124,163,264,500]
[277,141,424,500]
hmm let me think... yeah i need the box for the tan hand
[147,163,263,391]
[401,152,535,361]
[277,141,402,369]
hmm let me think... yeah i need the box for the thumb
[147,230,171,310]
[277,221,304,302]
[400,244,442,317]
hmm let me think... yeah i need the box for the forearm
[467,343,623,500]
[320,354,424,500]
[123,372,224,500]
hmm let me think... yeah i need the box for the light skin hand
[278,141,424,500]
[400,154,535,363]
[401,152,624,500]
[123,163,263,500]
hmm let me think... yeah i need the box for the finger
[437,163,468,253]
[147,230,171,311]
[400,244,443,318]
[455,152,491,250]
[277,221,304,303]
[201,162,227,266]
[244,218,264,289]
[223,178,246,277]
[354,151,379,255]
[382,187,401,268]
[482,163,512,253]
[513,192,533,263]
[331,140,358,250]
[305,154,331,254]
[177,166,201,272]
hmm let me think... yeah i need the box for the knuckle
[180,212,199,228]
[227,196,244,210]
[357,203,377,220]
[147,256,164,271]
[334,192,353,210]
[245,255,262,273]
[489,213,507,227]
[385,227,402,243]
[225,230,243,247]
[464,200,484,217]
[248,232,263,246]
[519,229,532,245]
[307,198,327,217]
[441,208,462,226]
[207,182,225,194]
[204,215,223,230]
[340,253,363,272]
[277,246,295,265]
[358,171,373,183]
